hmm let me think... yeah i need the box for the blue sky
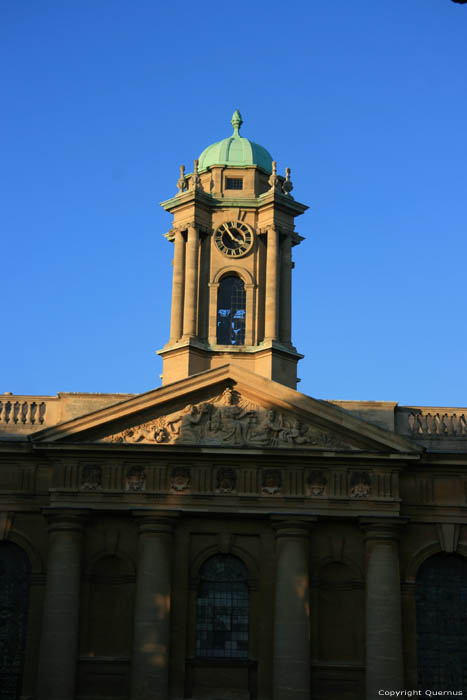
[2,0,466,407]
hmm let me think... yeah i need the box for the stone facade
[1,114,466,700]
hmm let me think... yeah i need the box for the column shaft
[279,235,292,345]
[265,226,279,341]
[244,283,255,346]
[363,520,404,698]
[182,224,199,339]
[36,511,86,700]
[208,282,219,345]
[131,517,174,700]
[169,229,185,344]
[273,524,311,700]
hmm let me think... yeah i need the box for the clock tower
[158,111,308,388]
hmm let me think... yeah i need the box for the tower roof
[198,110,274,173]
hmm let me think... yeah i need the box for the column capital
[132,510,179,536]
[360,517,409,542]
[271,516,317,539]
[41,508,89,535]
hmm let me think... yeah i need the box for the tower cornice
[160,190,308,216]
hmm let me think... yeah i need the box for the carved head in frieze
[349,471,371,499]
[80,463,102,491]
[262,469,282,495]
[306,470,327,497]
[125,465,146,492]
[216,467,237,494]
[171,466,191,492]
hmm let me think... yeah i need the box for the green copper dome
[198,110,273,173]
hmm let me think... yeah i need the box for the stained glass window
[416,553,467,692]
[196,554,249,659]
[216,276,246,346]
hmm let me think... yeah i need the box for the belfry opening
[216,275,246,346]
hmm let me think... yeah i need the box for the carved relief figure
[109,418,168,444]
[216,468,236,494]
[349,471,371,499]
[168,403,210,443]
[125,465,146,492]
[262,469,282,495]
[171,466,191,492]
[80,463,102,491]
[279,418,310,445]
[105,389,353,450]
[248,409,283,447]
[306,470,327,497]
[219,404,255,446]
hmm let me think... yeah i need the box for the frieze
[216,467,236,494]
[306,470,327,497]
[104,388,351,450]
[80,463,102,491]
[125,465,146,492]
[349,471,371,499]
[171,466,191,493]
[262,469,282,495]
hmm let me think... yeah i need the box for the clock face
[214,221,253,258]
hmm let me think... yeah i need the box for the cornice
[160,190,308,216]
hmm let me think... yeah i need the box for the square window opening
[225,178,243,190]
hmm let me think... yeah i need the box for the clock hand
[225,228,243,243]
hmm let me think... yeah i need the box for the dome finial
[231,109,243,136]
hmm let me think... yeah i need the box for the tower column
[36,509,87,700]
[273,521,311,700]
[182,223,199,340]
[279,234,292,346]
[208,281,219,346]
[265,226,279,341]
[361,518,405,699]
[244,282,256,346]
[130,514,176,700]
[169,228,185,344]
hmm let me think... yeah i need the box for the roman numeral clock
[213,221,253,257]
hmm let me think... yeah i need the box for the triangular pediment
[31,365,421,454]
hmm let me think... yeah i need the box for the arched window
[196,554,249,658]
[216,276,246,345]
[0,542,30,700]
[416,553,467,692]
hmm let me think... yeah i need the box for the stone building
[1,112,467,700]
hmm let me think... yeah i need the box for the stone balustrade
[407,410,467,436]
[0,397,47,426]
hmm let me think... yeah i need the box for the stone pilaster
[273,520,312,700]
[130,513,177,700]
[182,224,199,340]
[265,226,279,341]
[361,518,406,699]
[169,228,186,344]
[36,509,88,700]
[279,234,292,346]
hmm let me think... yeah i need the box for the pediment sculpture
[103,388,352,449]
